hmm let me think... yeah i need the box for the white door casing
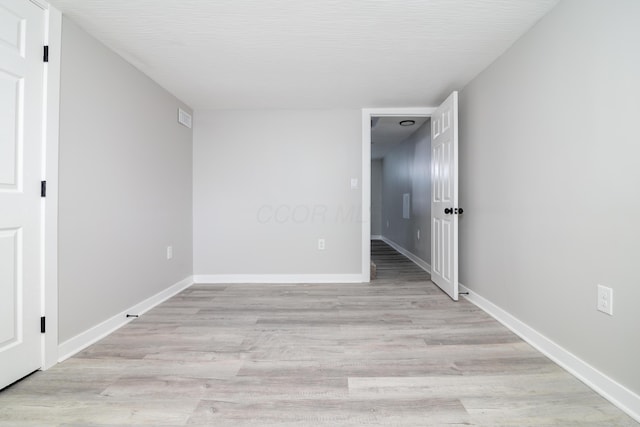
[0,0,45,388]
[431,92,459,301]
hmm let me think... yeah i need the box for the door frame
[41,1,62,369]
[361,107,436,281]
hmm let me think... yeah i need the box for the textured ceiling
[48,0,559,110]
[371,116,429,159]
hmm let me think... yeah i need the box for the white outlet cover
[318,238,325,250]
[166,246,173,260]
[350,178,358,190]
[597,284,613,315]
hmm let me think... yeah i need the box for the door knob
[444,208,453,214]
[455,208,464,214]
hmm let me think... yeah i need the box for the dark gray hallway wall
[380,121,431,265]
[371,159,383,236]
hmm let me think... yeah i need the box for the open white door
[0,0,45,388]
[431,92,459,301]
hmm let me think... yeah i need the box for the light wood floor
[0,242,636,426]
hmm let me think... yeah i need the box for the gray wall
[370,159,383,236]
[193,109,362,275]
[459,0,640,395]
[380,121,431,264]
[58,18,193,343]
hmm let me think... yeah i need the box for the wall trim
[58,276,194,362]
[42,3,62,370]
[194,274,364,284]
[371,234,383,240]
[379,236,431,274]
[361,110,372,282]
[29,0,49,9]
[459,283,640,423]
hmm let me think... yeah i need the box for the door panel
[431,92,459,301]
[0,3,26,56]
[0,69,20,187]
[0,0,44,389]
[0,228,19,347]
[432,217,441,276]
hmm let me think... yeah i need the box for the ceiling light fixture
[399,120,415,126]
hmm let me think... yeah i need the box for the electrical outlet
[597,284,613,315]
[166,246,173,260]
[386,220,389,228]
[318,238,325,251]
[417,229,420,240]
[350,178,359,190]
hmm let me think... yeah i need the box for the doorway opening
[369,115,432,281]
[362,93,460,300]
[360,108,435,282]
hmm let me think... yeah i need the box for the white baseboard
[371,234,383,240]
[193,274,364,284]
[57,275,194,362]
[378,236,431,274]
[459,283,640,423]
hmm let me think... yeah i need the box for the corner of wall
[58,276,194,362]
[459,283,640,423]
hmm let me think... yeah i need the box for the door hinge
[40,316,46,333]
[43,45,49,63]
[41,180,46,197]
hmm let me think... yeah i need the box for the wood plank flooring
[0,241,636,426]
[371,239,428,281]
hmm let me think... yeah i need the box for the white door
[0,0,45,388]
[431,92,459,301]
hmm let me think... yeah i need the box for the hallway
[370,239,430,281]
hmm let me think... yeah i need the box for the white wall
[380,121,431,264]
[459,0,640,396]
[58,18,193,343]
[193,109,362,278]
[370,159,383,236]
